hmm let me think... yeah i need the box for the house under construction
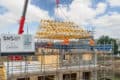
[0,20,114,80]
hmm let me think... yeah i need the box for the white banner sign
[0,34,35,53]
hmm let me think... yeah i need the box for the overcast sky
[0,0,120,39]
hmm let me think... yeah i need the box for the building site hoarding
[0,34,35,56]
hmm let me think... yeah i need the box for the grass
[114,78,120,80]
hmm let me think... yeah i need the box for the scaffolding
[36,20,96,80]
[97,43,114,80]
[0,20,114,80]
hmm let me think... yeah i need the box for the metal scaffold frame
[0,0,115,80]
[97,42,114,80]
[0,20,114,80]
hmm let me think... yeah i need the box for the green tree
[97,36,118,55]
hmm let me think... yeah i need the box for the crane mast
[18,0,29,34]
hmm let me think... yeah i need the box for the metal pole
[18,0,29,34]
[25,56,28,80]
[112,41,115,80]
[7,56,9,80]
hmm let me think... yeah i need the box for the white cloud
[26,4,51,22]
[108,0,120,6]
[96,3,107,14]
[54,1,107,27]
[0,0,51,27]
[0,0,120,38]
[54,0,96,26]
[54,0,120,38]
[0,12,18,28]
[91,13,120,38]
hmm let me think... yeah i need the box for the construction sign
[0,34,35,56]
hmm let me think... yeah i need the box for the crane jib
[18,0,29,34]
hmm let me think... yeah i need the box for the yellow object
[0,66,6,80]
[82,53,92,61]
[38,54,59,68]
[36,20,91,40]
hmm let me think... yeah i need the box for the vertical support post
[43,51,45,80]
[112,41,115,80]
[58,73,63,80]
[25,56,28,80]
[76,72,80,80]
[103,41,105,80]
[7,56,9,80]
[94,47,97,80]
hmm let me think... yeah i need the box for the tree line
[97,36,119,55]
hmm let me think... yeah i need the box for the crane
[18,0,60,34]
[18,0,29,34]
